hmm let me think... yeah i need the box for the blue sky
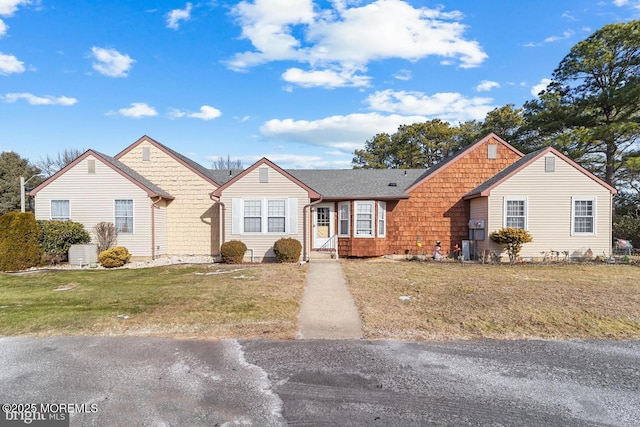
[1,0,638,169]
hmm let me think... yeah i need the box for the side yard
[0,264,306,339]
[342,259,640,340]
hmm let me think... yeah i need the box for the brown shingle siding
[385,135,522,256]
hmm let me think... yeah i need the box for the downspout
[210,193,225,252]
[303,197,324,261]
[150,197,163,259]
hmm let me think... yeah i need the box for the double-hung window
[572,198,595,235]
[243,200,262,233]
[267,200,286,233]
[235,198,293,234]
[338,202,350,237]
[51,200,70,221]
[115,199,133,234]
[505,198,526,229]
[354,201,374,237]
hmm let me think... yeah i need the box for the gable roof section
[115,135,222,187]
[211,157,321,199]
[29,150,174,199]
[463,146,618,199]
[288,169,425,200]
[405,133,524,193]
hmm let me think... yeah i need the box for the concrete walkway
[297,259,363,339]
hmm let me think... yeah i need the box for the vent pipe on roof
[389,182,398,187]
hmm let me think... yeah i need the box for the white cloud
[166,2,193,30]
[2,92,77,105]
[365,89,494,122]
[476,80,500,92]
[281,67,370,88]
[110,102,158,118]
[90,47,135,77]
[543,30,574,43]
[260,112,428,152]
[170,105,222,120]
[228,0,487,88]
[0,0,30,16]
[612,0,640,7]
[0,19,7,36]
[525,30,575,47]
[531,78,552,97]
[393,69,412,81]
[0,52,24,74]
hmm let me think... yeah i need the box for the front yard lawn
[0,264,306,339]
[342,259,640,340]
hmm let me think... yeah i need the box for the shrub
[98,246,131,268]
[0,212,43,271]
[38,220,91,264]
[93,221,118,253]
[273,238,302,263]
[220,240,247,264]
[489,227,533,263]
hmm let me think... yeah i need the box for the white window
[115,200,133,234]
[378,201,386,237]
[267,200,286,233]
[243,200,262,233]
[572,198,596,235]
[504,198,527,229]
[338,202,350,237]
[51,200,70,221]
[354,201,374,237]
[233,198,295,235]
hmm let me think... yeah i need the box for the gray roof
[287,169,426,199]
[207,169,244,185]
[93,150,173,199]
[465,148,546,198]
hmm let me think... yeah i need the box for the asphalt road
[0,337,638,426]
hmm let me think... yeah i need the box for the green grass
[0,264,306,339]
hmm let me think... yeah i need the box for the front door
[313,204,334,249]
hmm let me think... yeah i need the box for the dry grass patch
[0,263,306,339]
[342,259,640,340]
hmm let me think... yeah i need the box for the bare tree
[93,222,117,253]
[211,155,243,170]
[36,148,85,177]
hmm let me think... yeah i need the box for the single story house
[30,134,617,262]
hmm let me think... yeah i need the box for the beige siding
[153,199,168,257]
[486,153,613,260]
[118,140,219,256]
[220,164,310,261]
[33,155,154,257]
[469,197,490,254]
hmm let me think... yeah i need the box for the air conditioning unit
[68,244,98,266]
[468,219,485,229]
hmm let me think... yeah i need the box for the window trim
[338,202,350,237]
[504,197,527,230]
[354,201,375,238]
[377,201,386,237]
[241,198,290,235]
[51,200,70,221]
[571,197,596,236]
[114,199,134,234]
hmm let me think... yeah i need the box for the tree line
[353,21,640,219]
